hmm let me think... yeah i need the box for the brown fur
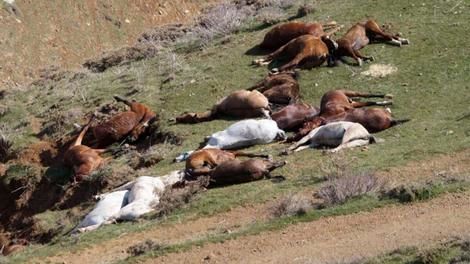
[176,90,270,124]
[185,149,270,178]
[259,21,339,50]
[92,96,156,146]
[0,233,25,256]
[332,19,409,65]
[248,71,300,104]
[293,89,394,139]
[209,159,286,187]
[64,122,107,182]
[255,35,331,71]
[271,102,319,131]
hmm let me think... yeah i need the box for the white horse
[74,190,129,233]
[74,171,185,233]
[204,119,285,149]
[285,121,378,154]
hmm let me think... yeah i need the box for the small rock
[125,19,130,23]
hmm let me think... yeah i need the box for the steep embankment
[0,0,216,86]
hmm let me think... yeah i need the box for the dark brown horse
[258,21,340,50]
[271,102,319,131]
[248,71,300,105]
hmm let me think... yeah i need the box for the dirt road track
[150,192,470,264]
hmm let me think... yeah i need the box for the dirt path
[37,150,470,264]
[150,192,470,264]
[45,205,270,264]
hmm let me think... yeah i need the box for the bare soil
[152,191,470,264]
[37,149,470,264]
[0,0,217,87]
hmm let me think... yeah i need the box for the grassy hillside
[1,0,470,262]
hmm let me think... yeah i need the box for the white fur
[75,190,129,232]
[287,121,374,153]
[204,119,285,149]
[117,171,185,221]
[75,171,185,232]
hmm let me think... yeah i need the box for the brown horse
[291,89,396,140]
[208,159,286,187]
[92,96,157,146]
[271,102,319,131]
[185,149,270,178]
[330,19,410,66]
[64,120,108,182]
[175,90,270,123]
[259,21,340,50]
[254,35,338,71]
[297,107,410,139]
[248,71,300,105]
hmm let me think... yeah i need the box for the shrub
[270,193,313,217]
[296,3,316,18]
[126,239,164,256]
[189,3,254,47]
[150,177,208,219]
[316,171,384,206]
[256,6,286,26]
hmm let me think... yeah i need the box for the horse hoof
[385,93,394,99]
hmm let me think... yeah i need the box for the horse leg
[350,100,392,108]
[364,20,402,46]
[341,90,392,99]
[254,41,289,66]
[232,151,270,159]
[354,49,374,62]
[278,54,304,71]
[329,139,370,153]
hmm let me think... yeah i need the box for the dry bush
[188,3,254,47]
[319,152,356,180]
[83,44,160,73]
[256,6,286,25]
[296,3,315,17]
[126,239,164,256]
[138,24,192,47]
[270,193,313,217]
[316,171,384,206]
[150,177,208,219]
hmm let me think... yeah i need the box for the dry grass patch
[361,64,398,78]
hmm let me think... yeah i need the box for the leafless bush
[256,6,286,25]
[320,152,356,180]
[126,239,164,256]
[188,3,254,47]
[270,193,313,217]
[150,178,208,219]
[296,3,315,17]
[157,47,188,76]
[83,44,160,73]
[138,24,192,46]
[316,171,384,206]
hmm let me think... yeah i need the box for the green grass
[2,0,470,262]
[366,238,470,264]
[118,181,470,263]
